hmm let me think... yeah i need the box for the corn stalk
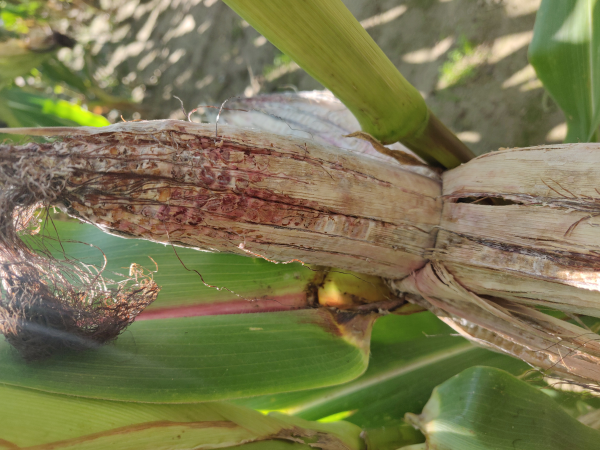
[2,120,600,383]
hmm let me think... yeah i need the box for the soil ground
[90,0,564,156]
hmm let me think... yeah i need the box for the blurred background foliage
[0,0,127,129]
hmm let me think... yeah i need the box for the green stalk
[223,0,474,168]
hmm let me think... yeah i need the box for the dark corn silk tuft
[0,142,158,361]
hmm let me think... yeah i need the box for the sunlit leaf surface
[0,385,361,449]
[407,366,600,450]
[0,88,109,130]
[0,309,370,402]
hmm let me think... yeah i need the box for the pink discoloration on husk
[19,121,441,278]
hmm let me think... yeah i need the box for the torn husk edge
[391,144,600,384]
[391,263,600,384]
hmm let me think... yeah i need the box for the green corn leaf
[234,444,313,450]
[222,0,474,168]
[406,366,600,450]
[38,58,136,109]
[33,220,314,312]
[0,88,109,128]
[529,0,600,142]
[222,0,426,144]
[0,308,371,402]
[0,384,363,449]
[540,383,600,421]
[39,58,92,97]
[236,313,528,429]
[0,216,372,402]
[0,43,51,88]
[362,420,425,450]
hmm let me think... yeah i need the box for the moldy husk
[1,121,440,279]
[0,142,158,360]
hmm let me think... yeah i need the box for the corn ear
[0,121,441,279]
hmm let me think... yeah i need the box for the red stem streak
[137,292,309,320]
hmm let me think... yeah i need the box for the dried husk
[210,90,434,176]
[0,121,441,279]
[391,143,600,383]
